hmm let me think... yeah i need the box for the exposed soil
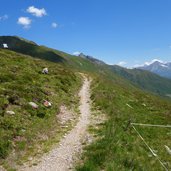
[19,76,91,171]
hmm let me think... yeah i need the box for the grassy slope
[1,36,171,170]
[1,36,171,97]
[110,65,171,96]
[0,49,81,169]
[0,36,65,63]
[77,75,171,171]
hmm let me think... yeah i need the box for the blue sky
[1,0,171,67]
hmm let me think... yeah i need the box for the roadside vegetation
[76,75,171,171]
[0,49,81,170]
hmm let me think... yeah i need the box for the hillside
[77,74,171,171]
[137,60,171,79]
[1,36,171,98]
[0,49,81,170]
[1,36,171,170]
[109,65,171,96]
[0,36,65,63]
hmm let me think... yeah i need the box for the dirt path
[20,76,91,171]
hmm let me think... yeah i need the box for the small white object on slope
[126,103,133,109]
[165,145,171,155]
[43,100,52,107]
[42,68,48,74]
[29,102,38,109]
[3,43,8,48]
[6,111,15,115]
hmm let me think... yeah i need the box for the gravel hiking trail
[20,76,91,171]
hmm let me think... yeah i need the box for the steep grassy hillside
[1,36,171,170]
[76,75,171,171]
[0,36,65,63]
[0,49,81,169]
[1,36,171,98]
[110,65,171,96]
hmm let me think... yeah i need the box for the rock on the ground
[29,102,38,109]
[6,110,15,115]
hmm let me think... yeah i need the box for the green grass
[76,75,171,171]
[0,49,81,169]
[2,36,171,98]
[110,65,171,96]
[0,36,65,63]
[1,36,171,170]
[132,125,171,168]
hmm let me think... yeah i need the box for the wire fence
[131,122,169,171]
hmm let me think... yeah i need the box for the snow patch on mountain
[144,59,164,66]
[135,59,171,79]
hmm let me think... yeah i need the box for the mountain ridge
[1,36,171,97]
[0,36,65,63]
[1,36,171,170]
[136,60,171,79]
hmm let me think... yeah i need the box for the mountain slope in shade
[137,60,171,79]
[0,36,65,63]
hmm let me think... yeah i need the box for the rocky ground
[18,76,91,171]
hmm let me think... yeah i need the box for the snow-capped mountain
[136,60,171,79]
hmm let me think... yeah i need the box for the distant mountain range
[136,60,171,79]
[1,36,171,97]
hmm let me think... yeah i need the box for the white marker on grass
[165,145,171,155]
[3,43,8,48]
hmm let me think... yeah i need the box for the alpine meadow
[1,1,171,171]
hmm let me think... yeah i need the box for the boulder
[43,100,52,107]
[29,102,38,109]
[6,110,15,115]
[42,68,48,74]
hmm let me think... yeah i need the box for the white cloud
[133,64,143,68]
[52,22,58,28]
[117,61,127,66]
[17,17,32,29]
[0,14,8,21]
[73,51,81,56]
[27,6,47,17]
